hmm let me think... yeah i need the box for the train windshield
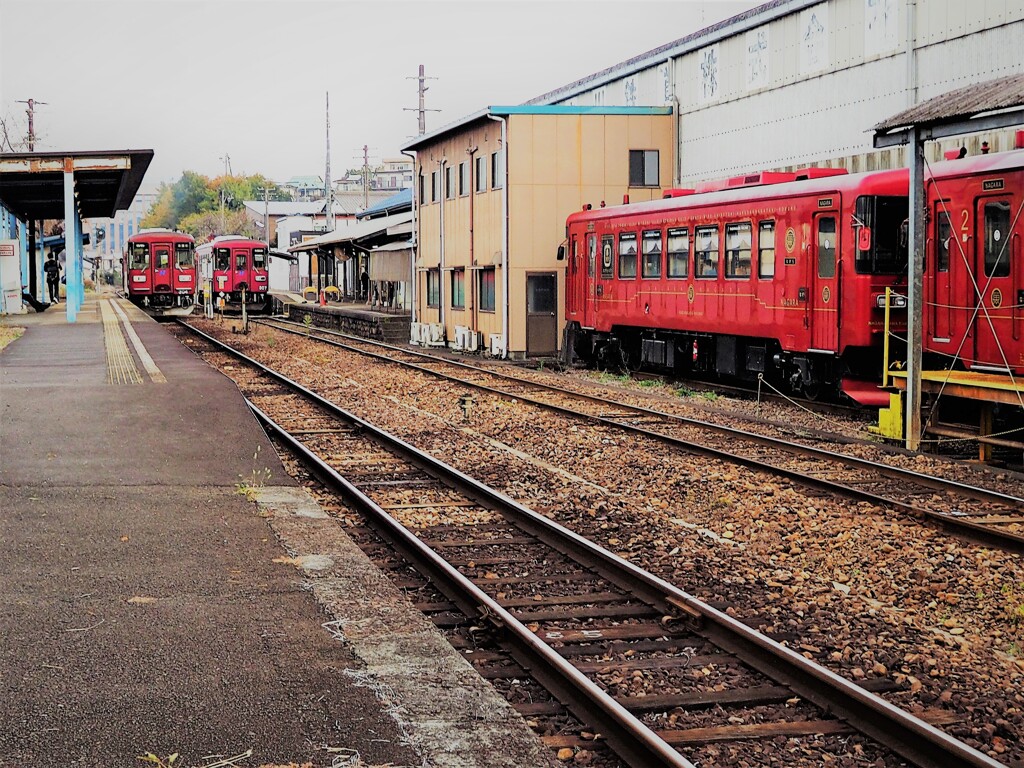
[252,248,267,269]
[214,248,231,270]
[129,243,149,269]
[175,243,194,268]
[155,248,171,269]
[855,195,908,274]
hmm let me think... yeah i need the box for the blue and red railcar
[563,148,1024,401]
[123,229,197,317]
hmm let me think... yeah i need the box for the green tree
[141,171,283,233]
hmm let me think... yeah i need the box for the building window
[758,221,776,278]
[445,166,454,199]
[641,230,662,278]
[725,222,752,278]
[427,269,440,307]
[475,156,487,193]
[629,149,659,187]
[431,171,439,203]
[418,173,426,206]
[479,267,496,311]
[451,268,465,308]
[667,228,688,278]
[695,226,719,278]
[459,161,469,196]
[618,232,637,279]
[491,151,504,189]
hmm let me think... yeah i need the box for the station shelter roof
[288,211,413,254]
[0,149,153,220]
[357,188,412,220]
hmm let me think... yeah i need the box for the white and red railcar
[123,229,197,317]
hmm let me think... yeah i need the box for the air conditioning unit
[425,323,445,346]
[452,325,469,351]
[409,322,423,345]
[489,333,506,357]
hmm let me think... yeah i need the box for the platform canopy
[288,210,413,254]
[873,73,1024,147]
[0,149,154,220]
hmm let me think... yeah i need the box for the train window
[667,228,688,278]
[641,230,662,278]
[253,248,267,269]
[725,223,752,279]
[618,233,638,279]
[601,236,614,279]
[129,243,149,270]
[758,221,776,278]
[817,217,836,278]
[854,195,908,274]
[175,243,194,268]
[983,201,1011,278]
[695,226,719,279]
[215,248,231,270]
[936,211,951,272]
[588,235,596,277]
[155,248,170,270]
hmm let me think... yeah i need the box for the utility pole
[325,91,334,231]
[362,144,370,210]
[218,154,231,233]
[404,65,439,136]
[16,98,47,150]
[257,186,272,246]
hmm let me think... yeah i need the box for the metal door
[929,205,953,341]
[810,213,839,352]
[973,196,1019,369]
[583,233,597,328]
[526,272,558,356]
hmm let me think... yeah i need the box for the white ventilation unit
[409,322,423,345]
[489,333,505,357]
[425,323,445,346]
[452,325,469,351]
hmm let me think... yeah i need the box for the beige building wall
[414,110,673,357]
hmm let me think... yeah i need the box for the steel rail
[182,322,1006,768]
[255,318,1024,553]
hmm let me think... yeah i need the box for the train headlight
[875,294,907,309]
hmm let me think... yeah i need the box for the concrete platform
[0,293,556,768]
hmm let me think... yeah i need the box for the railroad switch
[459,394,476,422]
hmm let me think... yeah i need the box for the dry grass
[0,325,24,350]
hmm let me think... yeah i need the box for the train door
[234,248,249,295]
[973,195,1020,370]
[153,244,171,290]
[583,232,598,328]
[929,204,953,342]
[809,213,839,352]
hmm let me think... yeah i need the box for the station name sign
[982,178,1004,191]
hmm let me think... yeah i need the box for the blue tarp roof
[357,188,412,219]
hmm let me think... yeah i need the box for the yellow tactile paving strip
[100,299,143,385]
[109,299,166,383]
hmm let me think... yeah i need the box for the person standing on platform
[44,253,61,303]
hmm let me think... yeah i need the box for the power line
[404,64,440,136]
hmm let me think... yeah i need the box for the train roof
[568,147,1024,226]
[196,235,268,249]
[129,229,194,241]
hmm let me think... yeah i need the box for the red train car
[563,146,1024,400]
[196,235,270,312]
[563,167,910,400]
[924,148,1024,374]
[123,229,197,317]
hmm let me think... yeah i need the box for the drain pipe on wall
[438,156,446,332]
[667,56,681,188]
[402,148,417,325]
[487,113,508,358]
[466,144,478,338]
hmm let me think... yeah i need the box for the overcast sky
[0,0,758,190]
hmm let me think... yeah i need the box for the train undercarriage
[562,322,888,402]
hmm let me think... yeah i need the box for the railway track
[178,321,1005,768]
[249,318,1024,554]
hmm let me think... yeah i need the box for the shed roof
[357,188,412,219]
[873,73,1024,147]
[0,149,153,220]
[288,211,413,253]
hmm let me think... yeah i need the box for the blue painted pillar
[63,168,80,322]
[74,211,84,307]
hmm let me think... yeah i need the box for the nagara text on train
[122,231,271,317]
[561,144,1024,404]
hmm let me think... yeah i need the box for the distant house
[375,158,413,191]
[284,175,325,201]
